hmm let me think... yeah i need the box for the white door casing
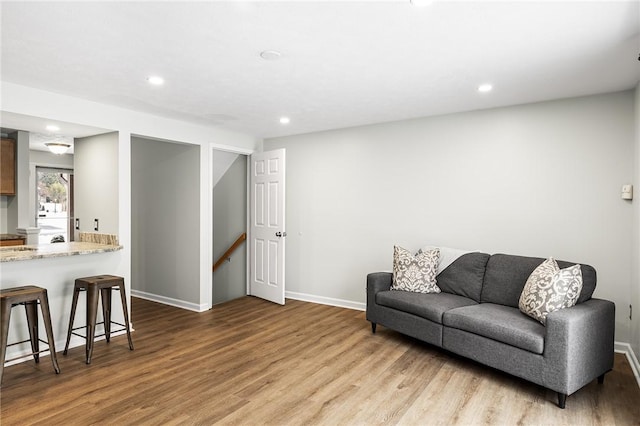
[249,149,285,304]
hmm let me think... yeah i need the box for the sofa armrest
[367,272,392,294]
[366,272,392,324]
[542,298,615,395]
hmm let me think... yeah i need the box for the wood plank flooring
[1,296,639,425]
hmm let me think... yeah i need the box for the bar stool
[1,286,61,385]
[63,275,134,364]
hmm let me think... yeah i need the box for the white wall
[74,132,119,237]
[265,91,635,342]
[632,84,640,361]
[29,150,74,168]
[131,136,202,309]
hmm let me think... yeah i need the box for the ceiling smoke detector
[260,50,282,61]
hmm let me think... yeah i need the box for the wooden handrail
[213,232,247,272]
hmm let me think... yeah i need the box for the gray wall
[74,132,119,237]
[265,90,635,343]
[131,136,200,305]
[632,84,640,358]
[29,149,74,167]
[212,154,247,304]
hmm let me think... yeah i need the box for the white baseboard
[285,291,365,311]
[615,341,640,389]
[131,290,208,312]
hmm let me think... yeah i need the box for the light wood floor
[1,296,639,425]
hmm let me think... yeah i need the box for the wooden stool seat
[63,275,134,364]
[1,285,60,385]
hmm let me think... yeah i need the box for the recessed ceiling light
[260,50,282,61]
[146,75,164,85]
[46,125,60,132]
[279,117,290,125]
[410,0,434,7]
[478,84,493,93]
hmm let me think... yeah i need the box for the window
[36,167,73,244]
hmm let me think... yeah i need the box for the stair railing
[213,232,247,272]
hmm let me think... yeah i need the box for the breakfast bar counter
[0,242,123,262]
[0,239,128,365]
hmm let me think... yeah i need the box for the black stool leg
[24,301,40,363]
[38,291,60,374]
[117,283,134,351]
[85,285,100,364]
[101,287,112,342]
[0,299,12,385]
[64,286,81,355]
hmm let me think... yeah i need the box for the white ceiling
[1,1,638,140]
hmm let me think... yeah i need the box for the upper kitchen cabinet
[1,138,17,195]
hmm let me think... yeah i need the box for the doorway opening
[212,151,248,305]
[36,166,74,244]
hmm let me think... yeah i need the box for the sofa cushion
[391,246,441,293]
[436,252,490,303]
[376,291,478,324]
[519,258,583,325]
[481,253,596,308]
[443,303,545,354]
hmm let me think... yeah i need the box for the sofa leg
[557,393,567,409]
[371,322,377,334]
[598,373,605,384]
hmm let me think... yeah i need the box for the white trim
[131,291,208,312]
[200,142,213,311]
[246,154,251,296]
[285,291,366,311]
[615,341,640,389]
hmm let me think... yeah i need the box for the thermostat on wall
[622,184,633,200]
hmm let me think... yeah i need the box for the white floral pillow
[391,246,441,293]
[519,257,583,325]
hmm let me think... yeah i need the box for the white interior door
[249,149,286,304]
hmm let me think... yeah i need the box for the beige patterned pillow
[519,257,583,325]
[391,246,441,293]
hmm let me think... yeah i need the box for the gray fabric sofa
[366,252,615,408]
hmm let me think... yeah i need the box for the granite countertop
[0,242,123,263]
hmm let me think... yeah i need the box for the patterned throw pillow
[391,246,441,293]
[518,257,583,325]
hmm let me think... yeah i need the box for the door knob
[275,232,287,237]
